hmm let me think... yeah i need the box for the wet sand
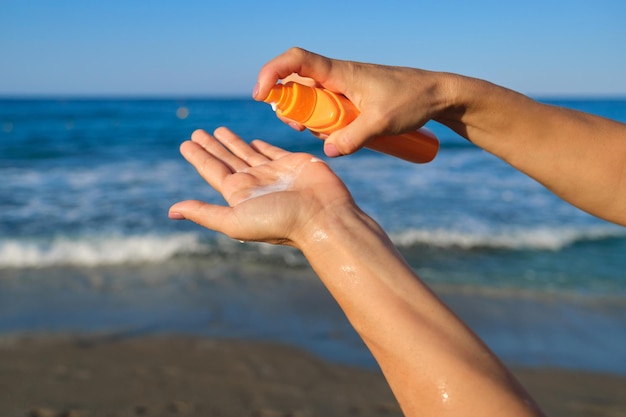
[0,334,624,417]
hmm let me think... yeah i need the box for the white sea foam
[0,233,205,269]
[3,224,621,270]
[390,225,626,251]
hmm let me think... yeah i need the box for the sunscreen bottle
[261,82,439,163]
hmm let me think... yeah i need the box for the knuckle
[287,46,308,59]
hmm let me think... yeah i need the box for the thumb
[169,200,237,236]
[323,114,382,157]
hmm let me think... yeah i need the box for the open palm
[169,127,354,247]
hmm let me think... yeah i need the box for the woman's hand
[254,47,455,157]
[168,127,355,247]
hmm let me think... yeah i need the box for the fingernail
[169,211,186,220]
[252,82,260,99]
[324,143,341,158]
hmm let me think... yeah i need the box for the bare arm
[299,204,543,417]
[254,47,626,225]
[439,76,626,225]
[169,128,545,416]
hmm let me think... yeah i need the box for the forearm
[436,75,626,225]
[297,207,544,417]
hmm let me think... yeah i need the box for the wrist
[293,203,379,252]
[294,201,398,268]
[429,72,469,124]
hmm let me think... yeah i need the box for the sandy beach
[2,261,626,417]
[1,334,624,417]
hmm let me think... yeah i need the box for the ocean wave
[2,224,624,269]
[390,225,626,251]
[0,232,308,269]
[0,233,207,268]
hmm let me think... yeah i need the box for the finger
[213,127,270,166]
[190,129,249,173]
[275,114,307,131]
[255,47,333,102]
[324,113,383,157]
[249,139,292,160]
[169,200,241,238]
[179,141,232,194]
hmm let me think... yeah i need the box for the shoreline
[0,334,625,417]
[2,260,626,375]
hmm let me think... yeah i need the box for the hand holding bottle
[253,47,455,159]
[260,81,439,163]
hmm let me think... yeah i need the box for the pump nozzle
[264,84,285,105]
[262,83,318,122]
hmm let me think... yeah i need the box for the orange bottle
[261,81,439,163]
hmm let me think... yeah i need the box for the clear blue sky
[1,0,625,97]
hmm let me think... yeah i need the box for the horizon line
[2,92,626,101]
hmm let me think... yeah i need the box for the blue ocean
[1,97,625,374]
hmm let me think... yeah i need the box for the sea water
[1,97,625,373]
